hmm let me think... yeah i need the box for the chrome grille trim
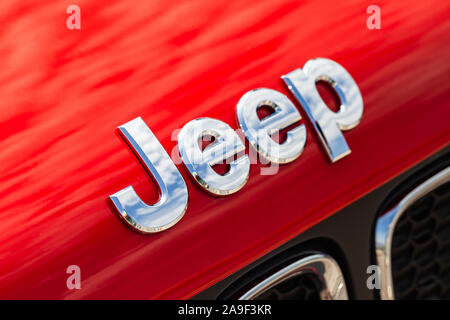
[375,167,450,300]
[238,253,348,300]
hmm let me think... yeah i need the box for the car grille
[232,253,348,300]
[391,180,450,299]
[254,273,322,300]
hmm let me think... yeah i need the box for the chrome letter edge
[236,88,306,164]
[108,58,364,233]
[178,117,250,195]
[110,117,188,234]
[282,58,363,162]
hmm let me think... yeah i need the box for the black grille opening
[391,181,450,300]
[254,273,323,300]
[215,241,349,300]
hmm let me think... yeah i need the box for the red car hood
[0,0,449,298]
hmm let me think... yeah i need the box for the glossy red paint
[0,0,449,299]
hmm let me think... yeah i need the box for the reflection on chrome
[282,58,363,163]
[236,88,306,164]
[239,253,348,300]
[375,167,450,300]
[110,117,188,234]
[109,58,364,233]
[178,117,250,195]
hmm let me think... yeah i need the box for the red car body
[0,0,449,299]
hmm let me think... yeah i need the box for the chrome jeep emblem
[110,58,364,234]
